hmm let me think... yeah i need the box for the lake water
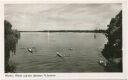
[9,32,108,72]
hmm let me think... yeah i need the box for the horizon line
[19,30,106,33]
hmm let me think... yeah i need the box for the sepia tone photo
[4,3,122,73]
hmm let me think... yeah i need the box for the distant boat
[94,34,96,39]
[69,48,73,50]
[61,48,65,51]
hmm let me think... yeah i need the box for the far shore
[19,30,106,33]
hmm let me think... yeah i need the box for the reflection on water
[7,32,107,72]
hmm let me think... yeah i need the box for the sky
[5,4,121,31]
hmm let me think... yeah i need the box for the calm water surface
[10,32,107,72]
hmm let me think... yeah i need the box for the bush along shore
[102,10,122,72]
[5,20,20,73]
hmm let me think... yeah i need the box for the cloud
[5,4,121,31]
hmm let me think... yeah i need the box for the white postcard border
[0,0,128,79]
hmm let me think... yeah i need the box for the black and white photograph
[4,3,122,73]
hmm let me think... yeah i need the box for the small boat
[61,48,65,50]
[27,48,33,53]
[56,52,62,57]
[98,60,107,67]
[69,48,73,50]
[99,60,104,63]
